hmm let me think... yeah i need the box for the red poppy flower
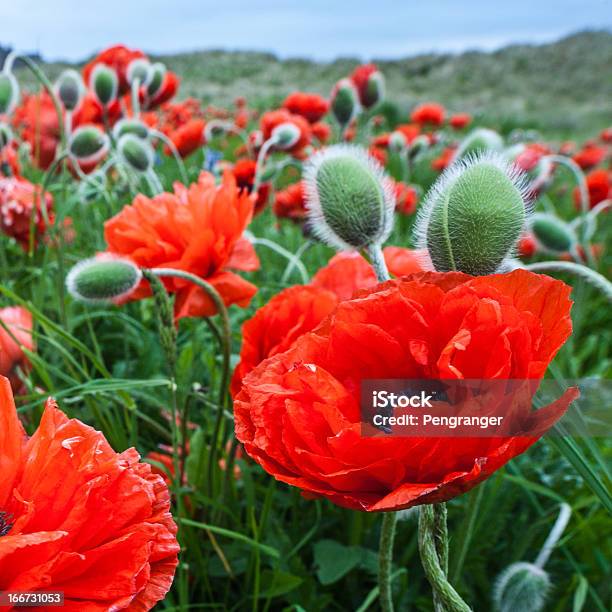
[449,113,472,130]
[1,144,21,178]
[350,64,382,109]
[146,72,180,109]
[396,123,421,144]
[234,109,250,130]
[0,307,33,394]
[235,270,575,511]
[368,145,387,166]
[572,143,607,170]
[311,121,331,143]
[411,102,446,127]
[273,182,307,220]
[518,233,538,258]
[83,44,147,95]
[574,168,611,209]
[431,146,457,171]
[0,176,53,249]
[104,171,259,319]
[260,110,311,155]
[0,376,179,609]
[394,181,419,215]
[167,119,206,158]
[600,128,612,143]
[282,92,330,124]
[231,159,271,214]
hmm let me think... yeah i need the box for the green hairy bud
[363,71,385,108]
[304,144,395,250]
[493,562,550,612]
[0,71,20,115]
[0,123,12,149]
[113,118,150,140]
[90,64,118,106]
[66,256,142,303]
[127,58,151,86]
[147,62,167,97]
[453,128,504,163]
[118,133,154,172]
[389,131,407,154]
[529,213,576,253]
[271,122,300,150]
[415,152,529,275]
[331,78,360,128]
[69,126,110,164]
[56,69,84,111]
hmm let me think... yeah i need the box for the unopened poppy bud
[529,213,576,254]
[362,70,385,109]
[493,562,550,612]
[69,126,110,165]
[409,135,429,158]
[453,128,504,162]
[117,134,154,173]
[204,120,232,142]
[146,62,166,97]
[389,131,407,154]
[304,144,395,250]
[113,118,149,140]
[0,122,12,149]
[271,122,301,150]
[331,78,360,128]
[415,152,529,275]
[66,255,142,303]
[0,71,20,115]
[90,64,118,106]
[56,69,84,111]
[127,58,151,86]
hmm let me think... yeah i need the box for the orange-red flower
[231,159,271,214]
[104,171,259,319]
[449,113,472,130]
[350,64,382,109]
[167,119,206,158]
[394,181,419,215]
[518,232,538,258]
[572,143,607,170]
[411,102,446,126]
[235,270,575,511]
[145,72,180,109]
[83,44,146,95]
[431,146,457,171]
[0,376,179,609]
[311,121,331,143]
[282,92,329,124]
[0,176,53,249]
[273,182,307,220]
[260,110,311,155]
[0,307,33,394]
[574,168,611,209]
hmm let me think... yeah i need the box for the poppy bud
[304,144,395,250]
[0,71,20,115]
[415,152,529,275]
[117,133,154,173]
[330,79,359,128]
[90,64,118,106]
[204,120,231,142]
[55,69,84,111]
[389,131,408,154]
[127,58,151,86]
[113,118,150,140]
[453,128,504,162]
[146,62,166,97]
[69,126,110,165]
[529,213,576,254]
[493,562,550,612]
[409,135,430,159]
[270,122,301,150]
[66,255,142,304]
[0,122,12,149]
[362,70,385,109]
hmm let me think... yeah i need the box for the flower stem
[418,504,472,612]
[378,511,398,612]
[534,503,571,569]
[150,128,189,185]
[365,243,390,282]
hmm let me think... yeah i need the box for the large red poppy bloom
[411,102,446,126]
[0,377,179,609]
[282,92,330,124]
[83,44,147,96]
[260,110,311,155]
[0,307,33,394]
[235,270,575,511]
[104,171,259,319]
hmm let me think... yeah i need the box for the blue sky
[1,0,610,61]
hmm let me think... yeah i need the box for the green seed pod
[304,144,395,250]
[415,152,529,275]
[493,562,550,612]
[118,133,154,173]
[69,126,110,164]
[127,58,151,86]
[66,256,142,303]
[146,62,167,97]
[0,71,20,115]
[330,78,360,128]
[55,69,84,111]
[389,130,407,154]
[0,122,13,149]
[271,122,301,150]
[453,128,504,163]
[90,64,118,106]
[530,213,576,254]
[113,118,150,140]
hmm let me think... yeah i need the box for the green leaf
[258,570,303,598]
[313,539,364,585]
[572,575,588,612]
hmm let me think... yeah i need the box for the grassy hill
[13,30,612,138]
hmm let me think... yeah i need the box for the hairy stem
[378,512,398,612]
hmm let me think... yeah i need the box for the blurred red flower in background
[0,307,33,394]
[574,168,611,209]
[260,110,311,155]
[282,92,329,124]
[449,113,472,130]
[82,44,146,95]
[393,181,419,215]
[273,182,307,220]
[167,119,206,158]
[0,377,179,609]
[350,64,381,109]
[572,142,607,170]
[411,102,446,126]
[232,158,271,214]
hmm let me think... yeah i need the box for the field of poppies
[0,42,610,612]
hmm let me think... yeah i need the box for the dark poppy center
[0,511,13,537]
